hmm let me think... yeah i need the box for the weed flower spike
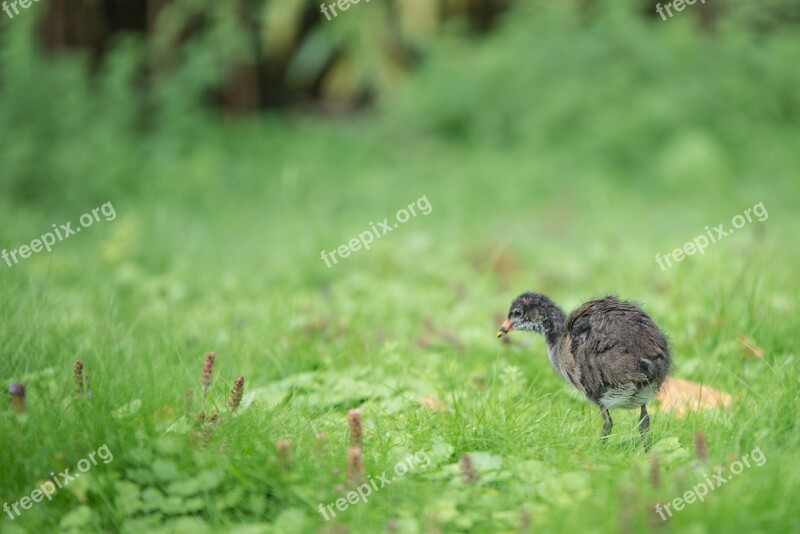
[227,376,244,412]
[460,454,479,484]
[9,383,25,413]
[695,432,708,461]
[276,440,292,469]
[73,360,84,394]
[348,409,363,447]
[347,446,364,483]
[201,352,216,395]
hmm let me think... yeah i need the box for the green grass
[1,120,797,533]
[2,3,800,532]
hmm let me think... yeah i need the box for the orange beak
[497,319,514,338]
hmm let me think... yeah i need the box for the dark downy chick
[498,292,671,438]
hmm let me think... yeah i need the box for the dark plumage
[498,292,671,438]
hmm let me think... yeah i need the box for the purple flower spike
[10,383,26,413]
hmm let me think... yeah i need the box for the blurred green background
[1,0,798,532]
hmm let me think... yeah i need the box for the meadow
[1,2,799,533]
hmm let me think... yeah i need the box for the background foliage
[1,0,798,532]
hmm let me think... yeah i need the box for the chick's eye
[512,309,522,318]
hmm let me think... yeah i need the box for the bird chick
[498,292,671,438]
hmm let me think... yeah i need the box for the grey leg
[639,405,650,434]
[601,407,613,437]
[640,405,652,451]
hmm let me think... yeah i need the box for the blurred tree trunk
[218,0,261,114]
[39,0,111,67]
